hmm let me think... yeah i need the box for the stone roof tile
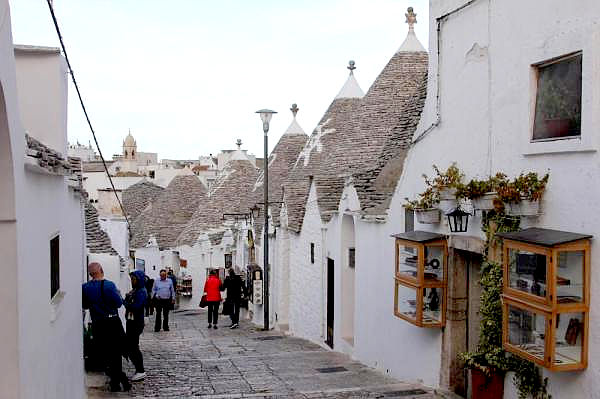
[122,180,164,222]
[130,175,206,249]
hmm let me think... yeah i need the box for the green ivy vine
[460,210,551,399]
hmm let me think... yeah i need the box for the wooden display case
[498,228,592,371]
[392,231,447,328]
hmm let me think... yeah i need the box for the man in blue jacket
[82,262,130,392]
[125,270,148,381]
[152,269,175,332]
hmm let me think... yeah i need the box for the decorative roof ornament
[290,103,299,118]
[405,7,417,31]
[335,60,365,99]
[347,60,356,75]
[283,103,306,136]
[236,139,243,149]
[397,6,426,53]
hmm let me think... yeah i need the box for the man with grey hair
[82,262,131,392]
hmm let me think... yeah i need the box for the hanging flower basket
[415,208,440,224]
[438,198,457,214]
[519,198,540,216]
[505,202,521,216]
[471,192,497,211]
[439,187,457,201]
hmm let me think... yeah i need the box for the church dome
[123,132,136,147]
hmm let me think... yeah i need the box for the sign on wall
[253,280,263,305]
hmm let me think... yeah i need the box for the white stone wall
[98,218,129,260]
[0,6,86,396]
[288,183,326,344]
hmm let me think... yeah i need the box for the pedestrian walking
[82,262,131,392]
[167,268,177,292]
[221,268,245,329]
[203,269,222,329]
[144,275,154,316]
[152,269,175,332]
[124,270,148,382]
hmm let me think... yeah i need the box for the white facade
[83,173,142,203]
[0,3,86,397]
[347,0,600,396]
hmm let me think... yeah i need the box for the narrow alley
[87,309,453,399]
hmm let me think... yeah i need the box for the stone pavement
[87,309,456,399]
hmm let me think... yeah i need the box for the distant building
[68,141,97,161]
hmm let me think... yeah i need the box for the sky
[9,0,429,160]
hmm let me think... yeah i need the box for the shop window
[50,235,60,299]
[310,243,315,264]
[532,52,582,141]
[392,231,447,328]
[225,253,233,268]
[498,227,591,371]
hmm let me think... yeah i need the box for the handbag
[222,299,232,315]
[199,294,208,308]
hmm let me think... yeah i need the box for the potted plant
[465,173,507,211]
[536,77,579,138]
[514,172,549,216]
[424,163,464,214]
[404,187,440,224]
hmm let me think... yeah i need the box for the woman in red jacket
[203,269,222,329]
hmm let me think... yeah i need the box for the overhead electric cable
[45,0,132,230]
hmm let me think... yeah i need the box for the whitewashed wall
[288,183,326,344]
[385,0,600,396]
[99,218,129,260]
[0,8,86,397]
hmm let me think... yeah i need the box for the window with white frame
[532,52,582,141]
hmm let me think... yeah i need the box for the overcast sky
[9,0,429,160]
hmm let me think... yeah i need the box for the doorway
[326,257,334,348]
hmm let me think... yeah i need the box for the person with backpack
[124,270,148,382]
[82,262,130,392]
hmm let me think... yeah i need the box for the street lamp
[256,108,276,331]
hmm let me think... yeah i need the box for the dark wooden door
[326,258,334,348]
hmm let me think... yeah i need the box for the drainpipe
[412,0,483,145]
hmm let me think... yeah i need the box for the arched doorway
[0,82,20,397]
[341,214,356,346]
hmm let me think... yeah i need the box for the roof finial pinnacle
[290,103,299,118]
[347,60,356,75]
[405,7,417,31]
[236,139,242,149]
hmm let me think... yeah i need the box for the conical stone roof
[176,159,260,247]
[130,175,206,249]
[122,180,164,222]
[283,11,428,232]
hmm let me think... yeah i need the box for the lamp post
[256,109,276,331]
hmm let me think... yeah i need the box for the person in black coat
[144,275,154,316]
[124,270,148,381]
[221,268,245,328]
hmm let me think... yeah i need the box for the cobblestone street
[87,309,453,399]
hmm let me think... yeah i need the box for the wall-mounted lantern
[446,207,470,233]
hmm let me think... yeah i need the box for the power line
[45,0,132,231]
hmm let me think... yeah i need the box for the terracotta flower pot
[544,118,570,137]
[471,368,504,399]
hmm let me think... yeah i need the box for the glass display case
[392,231,447,328]
[498,228,592,371]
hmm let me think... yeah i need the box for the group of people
[82,262,245,392]
[203,268,246,329]
[82,264,177,392]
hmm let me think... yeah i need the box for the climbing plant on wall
[460,210,551,399]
